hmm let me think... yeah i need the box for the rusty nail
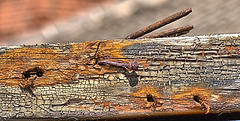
[124,8,192,39]
[140,25,193,38]
[97,60,139,71]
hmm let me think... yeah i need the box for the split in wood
[87,41,105,65]
[124,8,193,39]
[91,41,103,63]
[193,95,210,114]
[52,98,84,107]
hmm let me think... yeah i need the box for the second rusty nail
[140,25,193,38]
[124,8,192,39]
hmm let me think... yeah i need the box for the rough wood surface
[0,33,240,120]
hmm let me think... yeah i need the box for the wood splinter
[193,95,210,114]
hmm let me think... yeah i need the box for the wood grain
[0,33,240,120]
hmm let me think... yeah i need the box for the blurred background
[0,0,240,45]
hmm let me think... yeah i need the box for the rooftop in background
[0,0,114,45]
[1,0,240,45]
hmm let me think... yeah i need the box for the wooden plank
[0,33,240,120]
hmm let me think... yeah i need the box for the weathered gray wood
[0,33,240,120]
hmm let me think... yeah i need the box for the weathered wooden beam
[0,33,240,120]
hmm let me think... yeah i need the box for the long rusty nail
[124,8,192,39]
[140,25,193,38]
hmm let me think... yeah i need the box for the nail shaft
[124,8,192,39]
[140,25,193,38]
[168,30,190,37]
[97,60,139,70]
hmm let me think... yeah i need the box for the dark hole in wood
[22,67,44,79]
[146,94,154,102]
[193,95,201,103]
[36,70,44,77]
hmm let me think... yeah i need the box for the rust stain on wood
[171,88,218,114]
[130,85,163,111]
[71,40,140,75]
[0,47,74,86]
[225,46,239,54]
[0,40,140,87]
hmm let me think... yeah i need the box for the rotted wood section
[0,34,240,120]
